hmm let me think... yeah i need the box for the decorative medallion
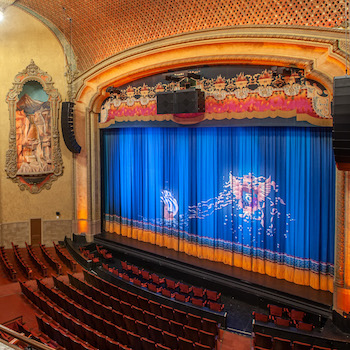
[5,60,63,193]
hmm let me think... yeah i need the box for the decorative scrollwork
[5,60,64,193]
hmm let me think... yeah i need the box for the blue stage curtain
[102,127,335,291]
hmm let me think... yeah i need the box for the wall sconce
[56,211,61,219]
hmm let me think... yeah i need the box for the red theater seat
[151,273,165,285]
[149,300,162,316]
[121,261,132,272]
[127,331,142,350]
[207,301,224,312]
[288,309,306,322]
[193,286,205,298]
[184,325,200,343]
[156,315,170,332]
[160,287,172,298]
[136,320,149,338]
[296,322,314,332]
[148,325,164,345]
[147,283,160,293]
[170,320,185,338]
[165,278,179,290]
[174,309,187,324]
[272,337,292,350]
[144,311,158,328]
[124,315,137,333]
[141,269,152,281]
[195,343,211,350]
[253,312,269,323]
[293,341,312,350]
[161,305,174,320]
[191,297,207,308]
[267,304,283,318]
[173,292,190,303]
[254,332,273,349]
[178,337,194,350]
[155,344,171,350]
[274,317,290,328]
[131,305,144,322]
[163,330,178,349]
[142,337,156,350]
[132,265,141,276]
[179,282,193,294]
[202,318,219,337]
[206,290,221,302]
[187,313,202,329]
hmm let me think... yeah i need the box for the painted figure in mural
[16,95,52,174]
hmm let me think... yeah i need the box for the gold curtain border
[105,221,333,292]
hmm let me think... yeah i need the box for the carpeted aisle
[219,330,252,349]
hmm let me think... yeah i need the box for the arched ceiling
[16,0,346,74]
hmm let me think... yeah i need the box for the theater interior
[0,0,350,349]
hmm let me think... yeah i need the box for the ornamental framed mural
[5,60,63,193]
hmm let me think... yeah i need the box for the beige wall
[0,7,73,246]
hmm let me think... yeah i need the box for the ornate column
[333,169,350,319]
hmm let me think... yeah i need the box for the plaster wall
[0,7,73,246]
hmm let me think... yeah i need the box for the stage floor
[95,232,333,312]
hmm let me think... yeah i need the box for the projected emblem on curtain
[103,127,335,291]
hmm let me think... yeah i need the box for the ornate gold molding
[5,60,63,193]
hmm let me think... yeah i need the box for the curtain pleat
[102,127,335,291]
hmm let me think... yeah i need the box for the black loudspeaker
[332,76,350,169]
[73,233,86,244]
[174,89,205,114]
[157,91,175,114]
[61,102,81,153]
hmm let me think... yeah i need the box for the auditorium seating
[12,242,32,279]
[207,301,224,312]
[79,246,99,264]
[62,271,220,347]
[96,244,113,261]
[22,274,219,350]
[21,281,131,349]
[253,332,273,349]
[53,241,77,272]
[253,318,331,350]
[272,337,292,350]
[268,304,283,319]
[274,317,291,328]
[40,244,62,275]
[253,312,269,323]
[25,242,47,277]
[296,322,314,332]
[0,246,17,281]
[255,304,316,334]
[287,309,306,323]
[293,341,312,350]
[120,259,224,309]
[36,313,98,350]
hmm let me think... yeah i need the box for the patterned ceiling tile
[17,0,346,73]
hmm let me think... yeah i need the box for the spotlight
[106,86,121,94]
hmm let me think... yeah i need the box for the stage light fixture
[106,86,121,94]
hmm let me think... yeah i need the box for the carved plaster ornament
[5,60,63,193]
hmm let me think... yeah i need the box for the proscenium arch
[71,29,347,240]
